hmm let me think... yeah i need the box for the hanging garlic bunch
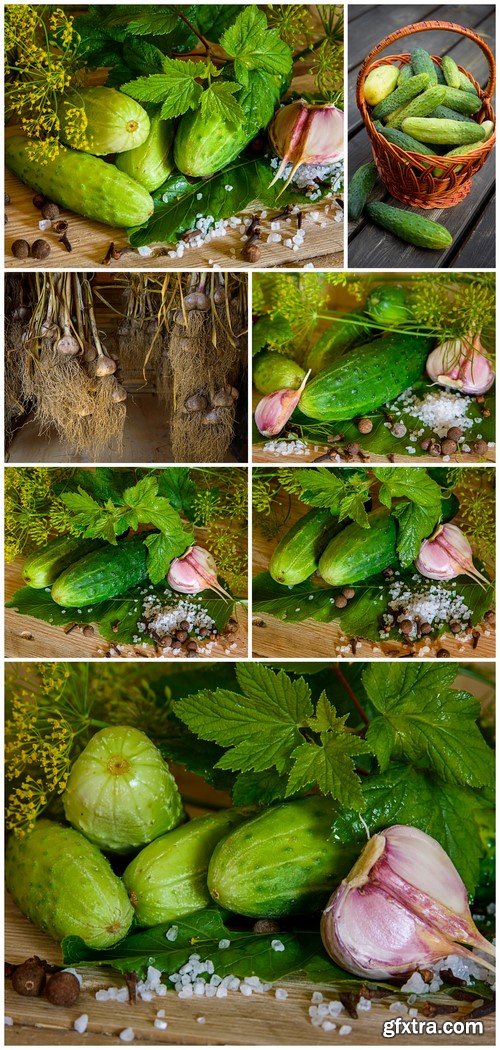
[254,370,310,437]
[416,524,490,589]
[321,825,495,980]
[426,333,495,394]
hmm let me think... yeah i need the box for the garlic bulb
[167,545,231,599]
[269,100,344,191]
[416,523,490,589]
[426,334,494,395]
[321,825,495,979]
[254,370,310,437]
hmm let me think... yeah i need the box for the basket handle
[357,20,496,100]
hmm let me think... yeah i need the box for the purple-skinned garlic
[269,100,343,191]
[426,334,494,395]
[254,370,311,437]
[167,545,231,599]
[415,523,490,589]
[321,824,495,980]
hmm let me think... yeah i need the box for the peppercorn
[391,421,407,438]
[11,238,30,259]
[419,622,432,635]
[171,639,182,649]
[41,202,60,220]
[447,427,462,442]
[436,648,450,659]
[357,417,373,434]
[383,567,394,579]
[342,587,355,600]
[12,958,46,997]
[420,437,431,451]
[243,243,261,263]
[440,438,457,456]
[162,635,172,647]
[253,919,281,934]
[429,442,442,457]
[449,621,462,634]
[484,610,495,625]
[176,631,188,643]
[334,594,348,609]
[45,971,80,1007]
[187,640,198,651]
[5,192,10,205]
[472,439,488,456]
[179,620,189,631]
[33,193,46,209]
[31,238,51,260]
[400,619,413,635]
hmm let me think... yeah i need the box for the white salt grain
[119,1028,135,1042]
[154,1020,168,1030]
[275,988,288,1000]
[271,939,285,952]
[74,1015,88,1034]
[339,1024,352,1035]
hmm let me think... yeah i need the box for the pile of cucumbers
[349,44,495,250]
[22,533,149,607]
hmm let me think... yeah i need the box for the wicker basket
[356,20,496,208]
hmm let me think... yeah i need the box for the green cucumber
[385,85,446,128]
[429,105,476,124]
[411,48,438,86]
[458,71,479,96]
[253,352,306,394]
[5,136,154,228]
[440,86,482,115]
[375,123,436,156]
[397,64,412,87]
[348,161,378,221]
[441,56,461,90]
[115,112,175,191]
[365,202,452,250]
[371,73,429,120]
[365,284,410,327]
[364,65,400,106]
[299,333,432,422]
[306,314,373,374]
[269,509,344,586]
[319,508,397,586]
[59,87,149,155]
[51,537,148,607]
[433,126,493,176]
[402,117,485,146]
[22,536,103,589]
[434,62,446,85]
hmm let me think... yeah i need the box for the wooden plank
[252,491,495,660]
[5,892,495,1046]
[451,190,495,266]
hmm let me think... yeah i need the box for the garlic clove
[167,545,231,600]
[426,334,495,395]
[269,100,344,191]
[254,370,310,437]
[94,354,117,377]
[416,523,490,589]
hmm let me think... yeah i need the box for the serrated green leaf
[125,8,179,37]
[200,81,244,128]
[121,58,211,120]
[291,468,344,511]
[221,6,292,83]
[374,467,442,510]
[232,768,292,805]
[307,692,349,733]
[364,664,495,788]
[143,530,192,585]
[286,733,371,810]
[338,490,369,528]
[252,314,293,354]
[392,500,441,568]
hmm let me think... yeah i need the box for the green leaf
[125,8,179,37]
[175,664,313,775]
[364,664,495,788]
[392,500,441,568]
[338,489,370,528]
[307,692,349,733]
[121,58,215,120]
[221,6,292,85]
[374,467,442,510]
[232,768,291,805]
[286,733,371,810]
[331,764,492,893]
[200,82,244,128]
[252,314,293,354]
[143,530,192,585]
[289,468,344,511]
[59,489,125,544]
[156,468,197,518]
[5,583,152,646]
[122,38,165,75]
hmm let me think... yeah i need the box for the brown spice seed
[253,918,281,934]
[357,417,373,434]
[31,239,51,260]
[419,622,432,635]
[45,971,80,1007]
[11,238,30,259]
[179,620,189,631]
[436,648,450,659]
[449,622,462,634]
[342,587,355,600]
[447,426,462,441]
[41,202,59,220]
[420,437,431,451]
[429,442,442,457]
[334,594,348,609]
[400,619,413,634]
[472,439,488,456]
[440,438,457,456]
[32,193,46,209]
[12,959,46,997]
[484,610,495,624]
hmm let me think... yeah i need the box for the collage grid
[2,3,497,1048]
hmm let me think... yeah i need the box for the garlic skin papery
[269,100,344,190]
[167,545,231,600]
[426,334,495,395]
[254,370,310,437]
[321,825,495,980]
[415,523,490,589]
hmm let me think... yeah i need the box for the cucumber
[429,105,476,124]
[59,87,150,155]
[207,798,358,918]
[22,536,103,588]
[253,352,306,394]
[348,161,378,221]
[441,56,461,90]
[434,61,446,85]
[385,85,446,128]
[124,810,247,926]
[440,86,482,115]
[115,112,175,191]
[402,117,485,146]
[371,73,429,120]
[269,509,344,586]
[411,48,438,86]
[51,537,148,607]
[299,333,432,422]
[365,202,452,250]
[375,123,436,156]
[318,508,397,586]
[364,65,400,106]
[306,314,373,374]
[365,284,410,327]
[5,136,154,228]
[433,127,493,177]
[397,64,412,87]
[458,71,480,96]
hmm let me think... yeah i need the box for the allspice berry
[11,238,30,259]
[440,438,457,456]
[41,202,60,220]
[334,594,348,609]
[45,971,80,1007]
[419,622,432,635]
[357,417,373,435]
[31,238,51,260]
[420,438,431,451]
[243,243,261,263]
[253,919,281,934]
[436,648,450,659]
[400,619,413,635]
[472,439,488,457]
[33,193,46,209]
[484,610,495,625]
[391,421,407,438]
[12,958,46,997]
[447,426,462,442]
[342,587,356,600]
[429,442,442,457]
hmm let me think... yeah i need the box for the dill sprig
[5,468,71,561]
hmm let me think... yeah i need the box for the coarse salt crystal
[137,246,153,257]
[166,925,178,942]
[339,1024,352,1035]
[271,939,285,952]
[218,939,230,950]
[119,1028,135,1042]
[5,1017,13,1026]
[275,988,288,1000]
[74,1015,88,1034]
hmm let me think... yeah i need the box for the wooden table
[252,492,495,660]
[348,5,496,268]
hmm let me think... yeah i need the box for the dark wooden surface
[348,4,496,268]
